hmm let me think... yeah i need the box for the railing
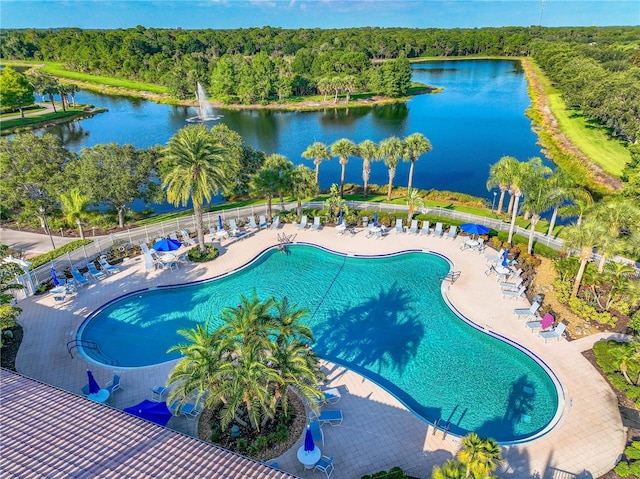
[16,200,638,299]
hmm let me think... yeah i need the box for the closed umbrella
[50,267,60,287]
[304,424,315,452]
[153,238,182,252]
[87,369,100,394]
[338,210,343,225]
[373,212,378,227]
[218,215,223,230]
[502,249,509,267]
[124,400,172,427]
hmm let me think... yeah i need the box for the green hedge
[28,240,94,269]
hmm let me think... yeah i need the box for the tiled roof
[0,369,298,478]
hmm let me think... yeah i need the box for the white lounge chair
[446,225,458,240]
[433,222,443,237]
[248,217,258,230]
[485,248,505,263]
[259,215,267,229]
[99,257,120,275]
[408,219,418,234]
[539,322,567,342]
[269,216,280,229]
[514,301,540,320]
[170,233,179,241]
[311,216,321,230]
[526,313,555,333]
[395,218,404,234]
[181,230,197,246]
[309,409,343,426]
[298,215,308,229]
[228,219,242,236]
[419,220,430,235]
[503,285,526,300]
[500,277,523,291]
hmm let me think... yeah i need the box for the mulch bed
[0,324,23,371]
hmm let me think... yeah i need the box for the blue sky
[1,0,638,30]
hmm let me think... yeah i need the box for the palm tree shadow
[313,281,425,374]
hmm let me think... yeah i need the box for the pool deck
[14,224,626,478]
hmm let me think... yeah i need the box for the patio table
[87,389,110,404]
[297,445,321,469]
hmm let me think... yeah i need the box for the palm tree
[301,142,331,184]
[331,138,358,198]
[592,199,640,272]
[457,433,502,479]
[290,165,318,217]
[379,136,404,201]
[405,188,425,224]
[431,459,466,479]
[59,187,89,239]
[559,195,594,226]
[520,166,553,254]
[403,132,432,192]
[162,124,231,253]
[264,154,293,209]
[486,156,519,215]
[564,219,608,297]
[545,169,592,237]
[357,140,380,198]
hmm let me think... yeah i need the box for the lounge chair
[315,387,341,405]
[526,313,555,333]
[263,459,281,471]
[311,216,321,230]
[309,409,343,426]
[485,248,505,264]
[433,222,443,237]
[514,301,540,320]
[395,218,404,234]
[474,237,486,252]
[269,216,280,229]
[502,285,526,300]
[446,225,458,240]
[170,233,179,241]
[87,263,107,280]
[105,374,123,396]
[71,269,90,286]
[539,322,567,342]
[298,215,308,229]
[181,230,197,246]
[248,216,258,230]
[441,271,461,283]
[408,219,418,234]
[500,277,523,291]
[228,219,242,237]
[314,455,335,478]
[259,215,267,229]
[309,419,324,445]
[419,220,430,235]
[99,257,120,275]
[169,400,202,420]
[140,242,152,254]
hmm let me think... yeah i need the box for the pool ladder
[432,418,451,440]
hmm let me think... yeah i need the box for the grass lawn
[0,107,88,131]
[531,63,630,177]
[0,105,46,118]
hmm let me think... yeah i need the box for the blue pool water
[79,245,559,442]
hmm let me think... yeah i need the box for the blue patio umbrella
[304,424,315,452]
[373,211,378,226]
[87,369,100,394]
[338,210,343,225]
[50,267,60,287]
[460,223,490,237]
[153,238,182,252]
[123,400,172,427]
[218,215,223,230]
[502,249,509,267]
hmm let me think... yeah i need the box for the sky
[1,0,638,30]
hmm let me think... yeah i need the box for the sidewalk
[0,227,83,258]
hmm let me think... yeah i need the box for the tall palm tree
[290,164,318,217]
[564,219,608,297]
[431,460,466,479]
[457,433,502,479]
[331,138,358,198]
[506,158,549,244]
[405,188,425,224]
[592,199,640,272]
[59,187,89,239]
[520,165,553,254]
[379,136,404,201]
[403,132,431,192]
[264,154,293,209]
[486,156,519,216]
[559,196,594,226]
[357,139,380,198]
[162,124,231,253]
[251,162,282,222]
[545,169,592,237]
[301,141,331,184]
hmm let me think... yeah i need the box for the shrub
[29,239,94,269]
[0,304,21,330]
[629,310,640,334]
[187,245,219,263]
[235,438,248,453]
[252,435,268,452]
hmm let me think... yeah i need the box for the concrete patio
[13,223,626,478]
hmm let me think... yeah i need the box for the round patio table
[297,445,320,469]
[87,389,110,404]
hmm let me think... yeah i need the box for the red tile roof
[0,369,298,478]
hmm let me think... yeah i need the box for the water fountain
[186,82,223,122]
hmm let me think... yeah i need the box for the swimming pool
[79,244,560,442]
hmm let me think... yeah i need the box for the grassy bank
[0,106,99,133]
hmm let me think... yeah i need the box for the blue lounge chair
[539,322,567,342]
[309,419,324,445]
[87,263,106,280]
[99,257,120,274]
[105,374,123,395]
[309,409,343,426]
[169,400,202,420]
[314,455,335,478]
[71,269,90,286]
[263,459,280,470]
[259,215,267,229]
[80,384,90,396]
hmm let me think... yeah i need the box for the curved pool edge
[77,242,564,444]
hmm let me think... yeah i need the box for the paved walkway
[0,227,85,257]
[13,224,626,478]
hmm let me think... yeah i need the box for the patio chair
[248,216,258,230]
[433,222,444,237]
[395,218,404,234]
[502,285,526,300]
[99,257,120,275]
[169,400,202,420]
[298,215,308,229]
[500,277,523,291]
[309,419,324,446]
[228,219,242,237]
[314,455,335,478]
[259,215,267,229]
[80,384,90,397]
[269,216,280,229]
[263,459,281,471]
[309,409,343,426]
[419,220,430,235]
[170,233,179,241]
[314,387,341,406]
[87,262,106,280]
[181,230,197,246]
[539,322,567,342]
[408,219,418,234]
[71,269,90,286]
[105,374,123,396]
[441,271,461,284]
[446,225,458,240]
[514,302,540,320]
[474,237,486,252]
[526,313,555,333]
[311,216,321,230]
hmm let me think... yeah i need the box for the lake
[40,59,548,212]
